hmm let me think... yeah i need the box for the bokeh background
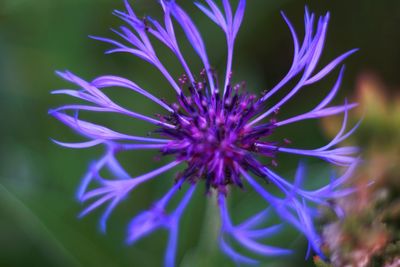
[1,0,399,266]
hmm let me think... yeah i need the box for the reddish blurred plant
[315,72,400,267]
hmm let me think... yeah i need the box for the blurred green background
[1,0,400,266]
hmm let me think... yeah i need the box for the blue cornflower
[50,0,360,266]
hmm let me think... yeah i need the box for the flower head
[51,0,360,266]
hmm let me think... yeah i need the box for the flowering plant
[51,1,359,266]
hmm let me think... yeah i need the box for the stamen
[158,75,278,193]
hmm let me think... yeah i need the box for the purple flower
[50,0,360,266]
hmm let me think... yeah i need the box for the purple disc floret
[50,0,360,266]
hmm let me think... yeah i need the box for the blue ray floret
[51,0,360,266]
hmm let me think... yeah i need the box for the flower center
[157,78,277,193]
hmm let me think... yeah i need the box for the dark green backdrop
[1,1,399,266]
